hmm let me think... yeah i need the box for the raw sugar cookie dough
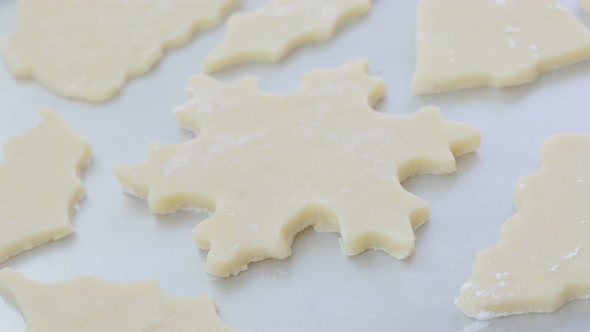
[115,60,481,277]
[413,0,590,94]
[2,0,239,101]
[457,134,590,319]
[0,269,238,332]
[0,109,90,263]
[202,0,371,72]
[582,0,590,12]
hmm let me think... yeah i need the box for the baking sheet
[1,0,590,331]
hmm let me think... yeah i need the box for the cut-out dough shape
[202,0,371,72]
[413,0,590,94]
[582,0,590,13]
[115,60,481,277]
[0,269,237,332]
[0,109,90,263]
[457,134,590,319]
[2,0,239,101]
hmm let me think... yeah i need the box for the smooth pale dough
[0,109,90,263]
[2,0,239,101]
[114,60,481,277]
[413,0,590,94]
[202,0,371,72]
[0,269,237,332]
[457,134,590,319]
[582,0,590,12]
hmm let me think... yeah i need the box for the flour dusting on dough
[457,134,590,319]
[115,60,481,277]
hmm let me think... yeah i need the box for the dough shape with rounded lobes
[202,0,371,72]
[115,60,481,277]
[2,0,239,102]
[0,269,237,332]
[0,109,90,263]
[413,0,590,94]
[457,134,590,319]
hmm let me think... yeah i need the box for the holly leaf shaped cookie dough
[115,60,481,277]
[202,0,371,72]
[0,109,90,263]
[457,134,590,319]
[0,269,237,332]
[413,0,590,94]
[2,0,239,101]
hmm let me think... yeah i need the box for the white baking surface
[1,0,590,331]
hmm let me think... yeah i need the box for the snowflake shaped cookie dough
[202,0,371,72]
[0,269,238,332]
[115,60,481,277]
[2,0,239,101]
[458,134,590,319]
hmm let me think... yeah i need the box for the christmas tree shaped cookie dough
[457,134,590,319]
[413,0,590,94]
[2,0,239,101]
[202,0,371,72]
[115,60,481,277]
[0,269,237,332]
[0,109,90,263]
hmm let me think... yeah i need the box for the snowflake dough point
[115,60,481,277]
[2,0,239,101]
[202,0,371,73]
[0,109,90,263]
[0,269,237,332]
[457,134,590,320]
[413,0,590,94]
